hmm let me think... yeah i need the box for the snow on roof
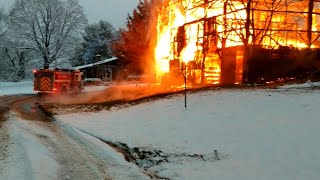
[73,57,118,70]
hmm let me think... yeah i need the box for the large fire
[154,0,320,86]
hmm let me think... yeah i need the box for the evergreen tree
[113,0,158,75]
[81,20,116,64]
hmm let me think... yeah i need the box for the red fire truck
[33,68,83,94]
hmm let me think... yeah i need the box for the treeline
[0,0,158,82]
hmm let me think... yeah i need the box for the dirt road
[0,95,143,180]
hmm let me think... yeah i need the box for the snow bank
[278,81,320,89]
[68,127,149,180]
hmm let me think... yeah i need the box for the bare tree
[0,8,10,39]
[9,0,87,69]
[3,45,33,81]
[0,37,33,81]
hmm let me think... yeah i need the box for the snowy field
[56,82,320,180]
[1,81,320,179]
[0,81,35,95]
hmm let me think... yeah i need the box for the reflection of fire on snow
[154,0,320,86]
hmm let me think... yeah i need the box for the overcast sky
[0,0,140,29]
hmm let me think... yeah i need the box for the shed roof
[73,57,118,70]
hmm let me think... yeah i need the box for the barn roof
[73,57,118,70]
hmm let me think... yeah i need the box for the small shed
[74,57,126,81]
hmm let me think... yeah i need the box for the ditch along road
[0,94,147,180]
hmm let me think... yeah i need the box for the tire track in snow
[0,95,35,176]
[8,96,112,179]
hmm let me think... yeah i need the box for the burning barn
[154,0,320,86]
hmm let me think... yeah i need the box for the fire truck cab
[33,68,83,94]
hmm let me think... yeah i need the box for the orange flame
[154,0,318,85]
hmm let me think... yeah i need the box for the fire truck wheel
[61,86,67,94]
[77,85,82,94]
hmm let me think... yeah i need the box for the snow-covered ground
[1,114,147,180]
[0,81,35,95]
[278,81,320,89]
[1,81,320,179]
[56,83,320,180]
[0,116,60,180]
